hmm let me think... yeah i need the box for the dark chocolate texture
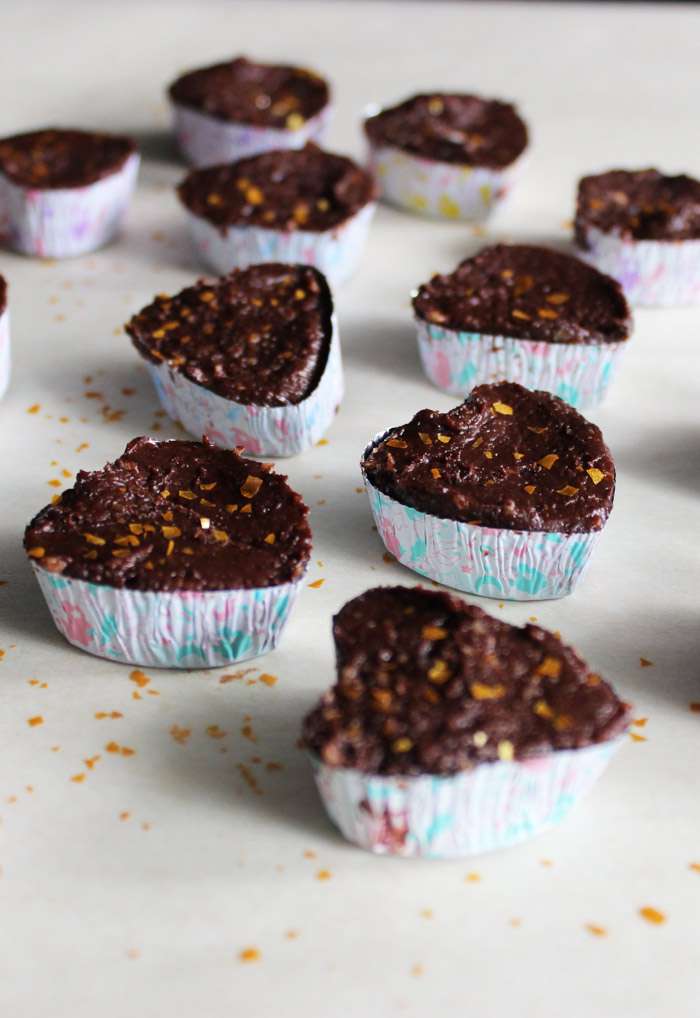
[413,244,631,344]
[364,93,527,168]
[24,437,311,592]
[177,143,376,232]
[0,129,135,189]
[126,264,333,407]
[303,586,629,775]
[169,57,329,128]
[576,169,700,243]
[362,382,615,534]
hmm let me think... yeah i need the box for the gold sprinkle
[523,484,536,494]
[166,540,175,557]
[83,533,106,546]
[421,625,447,640]
[585,923,607,937]
[239,947,261,963]
[497,740,514,761]
[546,292,570,305]
[587,468,605,485]
[27,546,45,559]
[386,438,408,449]
[161,526,181,539]
[245,186,264,205]
[418,432,433,445]
[431,467,441,479]
[179,489,196,500]
[286,112,305,130]
[472,731,488,748]
[470,682,506,700]
[264,533,276,545]
[534,700,554,719]
[436,433,451,444]
[484,451,494,460]
[427,659,450,684]
[241,475,263,499]
[537,308,559,319]
[392,737,413,753]
[511,309,531,321]
[538,454,559,470]
[639,906,666,925]
[513,452,524,461]
[212,529,229,543]
[537,657,562,679]
[557,485,579,496]
[492,401,513,416]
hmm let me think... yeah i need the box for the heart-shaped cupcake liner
[309,738,622,858]
[141,312,343,458]
[415,317,627,410]
[31,562,304,669]
[362,432,604,601]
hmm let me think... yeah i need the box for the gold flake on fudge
[302,587,630,775]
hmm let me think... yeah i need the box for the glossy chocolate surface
[362,382,615,534]
[127,264,333,407]
[413,245,631,344]
[303,586,629,775]
[24,437,311,591]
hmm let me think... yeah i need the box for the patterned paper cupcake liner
[144,315,343,457]
[0,153,140,259]
[171,102,333,167]
[367,142,524,222]
[416,317,627,410]
[184,202,376,285]
[32,563,303,669]
[362,448,602,600]
[0,306,10,401]
[309,739,622,858]
[576,225,700,307]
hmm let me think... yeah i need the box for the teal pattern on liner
[144,314,343,458]
[362,443,603,601]
[415,317,627,410]
[310,739,622,858]
[32,564,303,669]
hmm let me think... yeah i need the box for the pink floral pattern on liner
[577,225,700,307]
[32,564,303,669]
[172,102,333,167]
[183,202,375,286]
[0,307,10,401]
[144,314,343,458]
[416,317,627,410]
[367,143,525,222]
[0,153,139,258]
[310,738,622,858]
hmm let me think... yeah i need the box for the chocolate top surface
[127,264,333,407]
[413,245,631,344]
[364,93,528,168]
[576,169,700,242]
[302,586,629,776]
[24,437,311,592]
[169,56,329,127]
[0,128,136,189]
[362,382,615,534]
[177,143,376,232]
